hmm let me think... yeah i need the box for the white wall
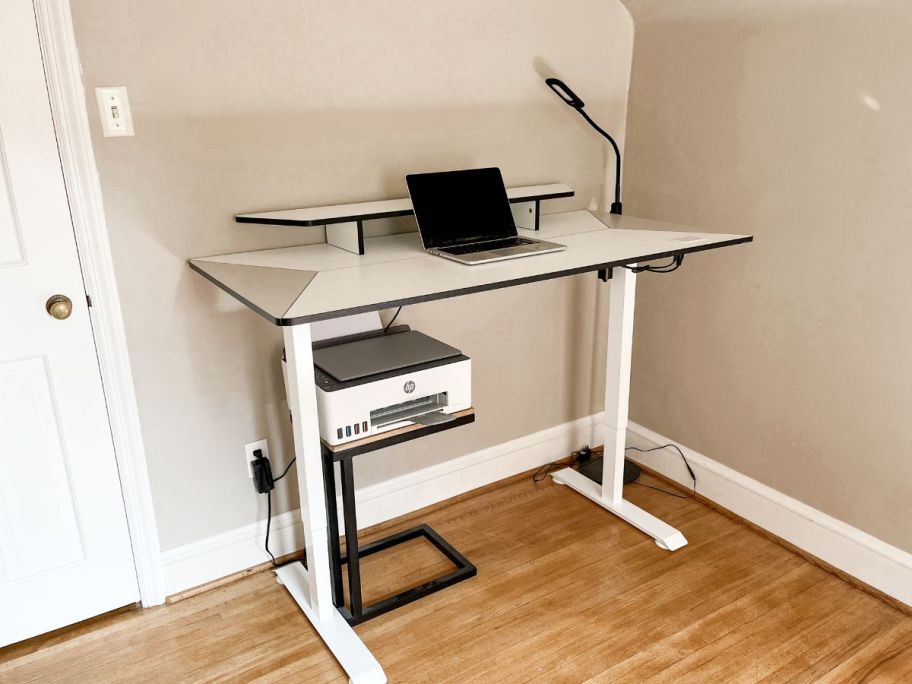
[623,0,912,553]
[70,0,635,551]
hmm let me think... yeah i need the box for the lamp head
[545,78,585,109]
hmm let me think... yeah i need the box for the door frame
[32,0,165,607]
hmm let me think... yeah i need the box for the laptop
[406,167,566,265]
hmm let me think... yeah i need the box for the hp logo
[403,380,416,394]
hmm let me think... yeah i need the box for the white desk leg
[282,324,386,684]
[552,266,687,551]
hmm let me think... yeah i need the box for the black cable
[625,443,697,496]
[263,457,297,565]
[623,254,685,274]
[532,461,564,483]
[273,457,296,482]
[631,481,692,499]
[265,489,277,566]
[383,306,402,332]
[532,450,583,483]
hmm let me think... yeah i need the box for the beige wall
[70,1,634,550]
[623,1,912,552]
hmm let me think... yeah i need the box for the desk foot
[275,563,387,684]
[550,467,688,551]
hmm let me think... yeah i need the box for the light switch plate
[95,86,134,137]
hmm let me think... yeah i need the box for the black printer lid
[312,330,462,382]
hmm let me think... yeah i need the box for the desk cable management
[622,253,685,274]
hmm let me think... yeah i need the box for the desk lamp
[545,76,640,484]
[545,78,623,215]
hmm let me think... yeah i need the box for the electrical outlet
[94,86,134,137]
[244,439,269,478]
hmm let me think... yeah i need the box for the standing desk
[189,208,752,683]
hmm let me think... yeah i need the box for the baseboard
[162,414,601,596]
[626,421,912,609]
[164,414,912,609]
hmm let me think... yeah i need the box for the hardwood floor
[2,471,911,682]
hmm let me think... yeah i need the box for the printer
[306,330,471,447]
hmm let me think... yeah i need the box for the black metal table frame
[320,416,477,626]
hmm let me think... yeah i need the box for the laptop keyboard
[439,237,537,255]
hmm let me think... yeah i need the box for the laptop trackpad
[495,246,535,256]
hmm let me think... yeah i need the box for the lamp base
[577,456,641,485]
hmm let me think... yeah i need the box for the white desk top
[190,210,751,326]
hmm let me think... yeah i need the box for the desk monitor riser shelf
[235,183,574,255]
[190,202,752,683]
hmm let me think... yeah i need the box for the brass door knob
[46,294,73,320]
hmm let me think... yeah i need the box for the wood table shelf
[322,408,475,461]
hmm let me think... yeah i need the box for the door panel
[0,135,27,267]
[0,356,86,580]
[0,0,139,645]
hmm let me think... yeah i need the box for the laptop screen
[406,168,517,249]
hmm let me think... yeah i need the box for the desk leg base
[551,467,688,551]
[275,562,387,684]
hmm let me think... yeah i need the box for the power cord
[273,457,296,483]
[631,481,691,499]
[627,443,696,498]
[251,451,297,567]
[383,306,402,332]
[532,446,590,482]
[622,254,685,274]
[265,489,277,565]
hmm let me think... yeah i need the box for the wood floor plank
[814,618,912,683]
[1,472,909,682]
[464,529,803,682]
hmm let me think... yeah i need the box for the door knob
[46,294,73,320]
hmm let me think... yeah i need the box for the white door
[0,0,139,645]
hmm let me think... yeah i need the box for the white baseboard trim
[626,421,912,608]
[162,414,601,596]
[163,414,912,609]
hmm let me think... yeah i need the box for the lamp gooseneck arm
[544,77,623,215]
[575,108,623,215]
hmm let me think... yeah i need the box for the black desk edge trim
[235,208,416,227]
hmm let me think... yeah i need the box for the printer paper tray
[370,392,448,427]
[411,410,458,426]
